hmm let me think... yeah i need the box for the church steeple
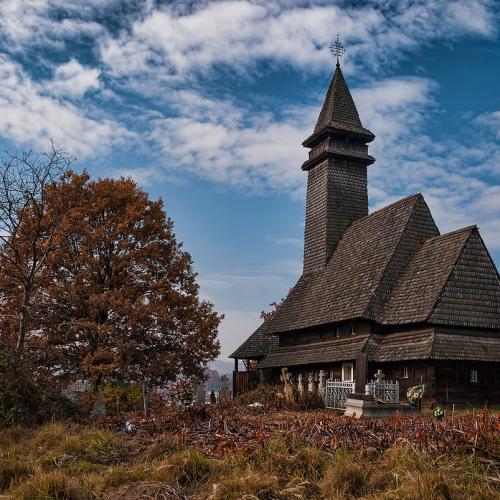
[301,63,375,170]
[313,63,373,138]
[302,40,376,274]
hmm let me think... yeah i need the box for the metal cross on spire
[329,34,345,65]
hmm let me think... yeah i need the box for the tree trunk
[16,287,31,353]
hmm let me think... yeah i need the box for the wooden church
[230,56,500,405]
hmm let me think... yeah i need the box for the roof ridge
[424,225,476,242]
[349,193,421,230]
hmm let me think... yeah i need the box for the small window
[402,367,409,379]
[338,322,353,337]
[470,369,478,383]
[342,363,354,382]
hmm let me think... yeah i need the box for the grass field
[0,406,498,499]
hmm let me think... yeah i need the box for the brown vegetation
[0,405,498,499]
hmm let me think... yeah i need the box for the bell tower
[302,37,375,274]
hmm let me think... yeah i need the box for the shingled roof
[266,194,439,334]
[229,321,279,360]
[379,227,500,329]
[257,334,370,369]
[369,328,500,363]
[307,64,374,141]
[254,327,500,368]
[232,57,499,366]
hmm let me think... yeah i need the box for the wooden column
[355,352,367,394]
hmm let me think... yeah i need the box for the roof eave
[302,125,375,148]
[301,149,376,171]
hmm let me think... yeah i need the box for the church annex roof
[255,327,500,369]
[369,328,500,363]
[229,321,279,360]
[379,226,500,329]
[257,334,370,369]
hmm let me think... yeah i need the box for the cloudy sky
[0,0,499,360]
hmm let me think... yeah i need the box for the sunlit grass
[1,418,497,499]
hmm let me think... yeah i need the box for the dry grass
[0,413,498,499]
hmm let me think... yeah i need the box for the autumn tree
[34,173,221,391]
[0,145,73,353]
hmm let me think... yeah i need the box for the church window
[470,369,478,383]
[342,363,354,382]
[402,367,409,379]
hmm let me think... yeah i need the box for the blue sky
[0,0,499,360]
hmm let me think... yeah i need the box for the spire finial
[329,34,345,65]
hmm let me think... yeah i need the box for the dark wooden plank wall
[233,370,259,397]
[435,361,500,405]
[370,362,436,401]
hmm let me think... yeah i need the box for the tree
[34,173,221,390]
[0,144,73,353]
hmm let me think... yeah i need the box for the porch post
[355,352,367,393]
[234,358,239,372]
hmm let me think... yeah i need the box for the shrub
[97,465,147,491]
[102,382,144,415]
[59,428,128,464]
[108,482,186,500]
[248,435,330,481]
[0,348,77,426]
[234,384,284,409]
[143,433,181,461]
[170,379,194,407]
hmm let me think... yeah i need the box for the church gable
[378,226,474,325]
[366,194,439,319]
[430,230,500,329]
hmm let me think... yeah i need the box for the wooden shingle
[229,322,279,360]
[267,194,437,334]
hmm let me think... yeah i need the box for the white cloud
[0,0,104,50]
[148,77,435,196]
[150,108,308,195]
[473,110,500,140]
[99,0,497,79]
[50,59,100,98]
[0,55,131,158]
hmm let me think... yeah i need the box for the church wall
[369,361,437,402]
[434,361,500,405]
[278,319,369,347]
[371,360,500,405]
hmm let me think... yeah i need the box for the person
[210,390,217,404]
